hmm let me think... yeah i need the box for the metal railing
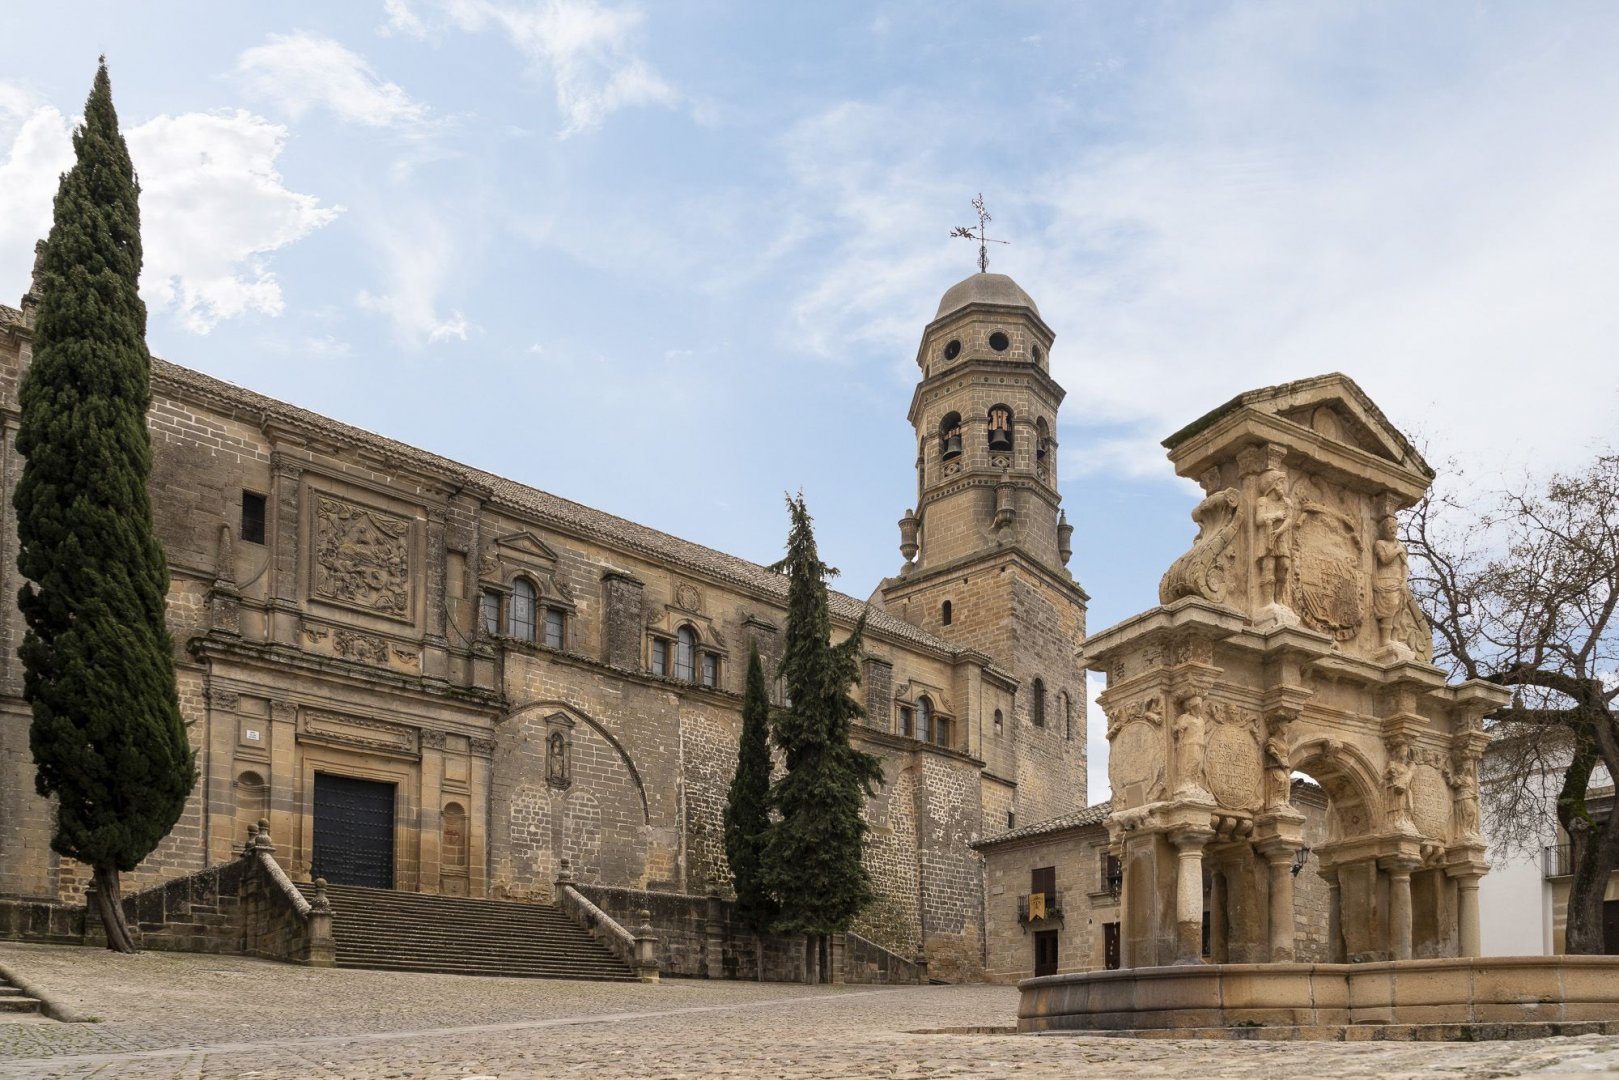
[1543,843,1574,879]
[1017,890,1064,925]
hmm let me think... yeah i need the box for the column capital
[1377,853,1422,876]
[1169,826,1215,852]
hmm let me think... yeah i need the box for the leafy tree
[760,494,883,959]
[1406,455,1619,953]
[723,644,777,934]
[14,60,196,954]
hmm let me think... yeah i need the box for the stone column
[1262,845,1296,963]
[419,731,446,893]
[1454,873,1482,958]
[1323,868,1344,963]
[1209,868,1228,963]
[422,507,450,681]
[1382,856,1419,961]
[1171,828,1213,964]
[704,893,725,980]
[267,454,303,648]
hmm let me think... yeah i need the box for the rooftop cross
[950,193,1009,274]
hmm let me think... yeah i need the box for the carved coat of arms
[1292,497,1364,640]
[314,497,411,617]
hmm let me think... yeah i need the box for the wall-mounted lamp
[1290,845,1311,877]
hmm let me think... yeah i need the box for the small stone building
[977,780,1332,982]
[0,268,1089,979]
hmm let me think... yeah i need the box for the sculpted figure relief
[1253,445,1296,610]
[1160,467,1242,605]
[1171,693,1210,796]
[1372,512,1412,651]
[1383,737,1416,828]
[1263,716,1293,808]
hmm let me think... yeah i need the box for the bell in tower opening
[988,405,1013,452]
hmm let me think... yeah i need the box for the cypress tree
[723,644,776,935]
[14,60,195,953]
[760,494,883,961]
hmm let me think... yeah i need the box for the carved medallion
[1411,763,1451,837]
[334,629,389,665]
[1110,720,1161,804]
[1206,724,1263,810]
[673,583,701,613]
[314,496,412,618]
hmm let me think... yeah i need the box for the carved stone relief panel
[313,495,413,620]
[1290,477,1364,641]
[1204,704,1263,811]
[298,710,419,758]
[1106,694,1165,805]
[1160,467,1243,606]
[1410,764,1451,838]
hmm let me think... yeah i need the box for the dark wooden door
[1604,900,1619,955]
[1033,929,1059,977]
[1103,922,1121,970]
[312,773,395,889]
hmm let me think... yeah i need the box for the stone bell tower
[879,272,1088,821]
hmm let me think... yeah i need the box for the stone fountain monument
[1019,374,1619,1038]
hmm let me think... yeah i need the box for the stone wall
[574,883,924,984]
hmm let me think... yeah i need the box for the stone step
[0,994,42,1014]
[292,881,636,982]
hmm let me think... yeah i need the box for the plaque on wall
[1206,725,1263,810]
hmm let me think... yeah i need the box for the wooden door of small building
[1033,930,1059,977]
[1103,922,1121,970]
[311,773,396,890]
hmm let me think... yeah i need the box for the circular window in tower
[943,339,961,361]
[989,331,1010,352]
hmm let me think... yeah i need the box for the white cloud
[354,209,474,346]
[439,0,675,136]
[0,100,338,332]
[236,32,429,129]
[131,111,341,332]
[1087,672,1110,803]
[777,6,1619,487]
[380,0,429,39]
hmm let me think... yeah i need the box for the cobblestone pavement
[6,944,1619,1079]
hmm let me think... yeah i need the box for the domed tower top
[934,272,1040,321]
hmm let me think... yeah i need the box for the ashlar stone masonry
[0,269,1088,980]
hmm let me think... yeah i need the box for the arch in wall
[504,700,651,825]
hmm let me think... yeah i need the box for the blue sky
[5,3,1619,799]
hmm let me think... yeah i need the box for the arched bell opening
[987,404,1013,453]
[938,412,963,461]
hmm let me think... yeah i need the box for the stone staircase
[294,882,637,982]
[0,983,41,1015]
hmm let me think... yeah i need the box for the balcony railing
[1017,891,1064,926]
[1543,843,1574,879]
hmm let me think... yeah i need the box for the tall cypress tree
[723,644,776,935]
[760,495,883,953]
[14,60,195,953]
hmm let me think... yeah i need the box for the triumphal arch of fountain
[1093,372,1499,968]
[1021,373,1619,1036]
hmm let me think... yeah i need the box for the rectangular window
[898,705,913,738]
[650,638,668,676]
[934,717,952,749]
[543,607,565,649]
[240,490,267,545]
[675,630,696,682]
[480,591,501,636]
[1031,865,1056,898]
[701,653,718,688]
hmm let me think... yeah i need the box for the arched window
[939,412,963,461]
[1060,690,1071,740]
[916,696,933,744]
[1031,678,1046,727]
[675,626,697,682]
[509,579,537,641]
[941,600,953,626]
[1036,417,1051,463]
[988,404,1013,452]
[993,708,1004,736]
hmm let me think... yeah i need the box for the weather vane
[950,193,1008,273]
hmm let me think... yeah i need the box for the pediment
[493,531,560,565]
[1165,372,1430,479]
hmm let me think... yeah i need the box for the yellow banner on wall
[1028,892,1046,920]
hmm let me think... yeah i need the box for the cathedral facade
[0,270,1087,978]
